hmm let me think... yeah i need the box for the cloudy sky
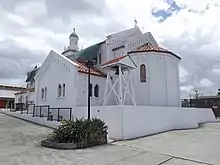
[0,0,220,97]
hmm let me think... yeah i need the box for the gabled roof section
[35,50,79,80]
[25,67,40,82]
[144,32,158,46]
[128,43,181,60]
[101,55,137,69]
[107,27,142,38]
[74,59,106,77]
[102,55,127,66]
[61,48,78,55]
[75,41,104,60]
[138,43,168,52]
[56,50,79,66]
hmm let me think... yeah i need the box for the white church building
[13,24,216,140]
[15,25,181,108]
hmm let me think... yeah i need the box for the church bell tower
[62,28,79,59]
[69,28,79,51]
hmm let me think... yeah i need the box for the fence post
[70,108,72,121]
[32,105,35,117]
[40,106,42,118]
[27,104,29,114]
[47,108,50,121]
[57,108,60,122]
[21,104,23,114]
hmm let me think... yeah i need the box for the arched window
[62,83,65,96]
[58,84,62,97]
[94,84,99,97]
[89,84,93,97]
[140,64,147,83]
[45,87,47,99]
[41,88,44,99]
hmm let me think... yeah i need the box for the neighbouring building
[182,95,220,117]
[15,24,181,110]
[0,84,25,109]
[14,66,38,109]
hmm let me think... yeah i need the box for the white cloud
[200,78,214,87]
[152,1,170,10]
[14,1,47,24]
[1,0,220,96]
[7,13,29,26]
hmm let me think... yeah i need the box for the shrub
[47,118,108,144]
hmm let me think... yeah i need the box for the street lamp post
[86,60,95,120]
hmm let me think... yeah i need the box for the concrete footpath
[0,112,219,164]
[0,109,60,129]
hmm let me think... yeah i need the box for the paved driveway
[115,123,220,165]
[0,113,219,165]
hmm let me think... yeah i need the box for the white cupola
[69,28,79,51]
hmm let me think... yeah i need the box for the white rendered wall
[35,56,78,109]
[73,106,123,140]
[73,106,216,140]
[166,56,181,106]
[104,27,143,63]
[14,91,35,104]
[99,42,108,64]
[121,106,216,140]
[27,92,35,103]
[76,73,109,106]
[130,52,180,107]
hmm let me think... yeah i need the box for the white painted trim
[103,65,136,106]
[118,65,123,105]
[35,50,78,81]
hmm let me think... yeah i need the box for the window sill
[91,97,99,100]
[57,96,66,99]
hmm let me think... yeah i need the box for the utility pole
[86,60,96,120]
[194,89,199,99]
[189,93,192,107]
[194,89,199,108]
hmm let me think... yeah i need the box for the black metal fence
[20,103,35,115]
[47,107,72,122]
[20,103,73,122]
[15,103,25,112]
[33,105,50,117]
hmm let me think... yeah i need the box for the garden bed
[40,118,108,149]
[41,137,107,149]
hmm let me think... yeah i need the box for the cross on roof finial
[134,18,138,27]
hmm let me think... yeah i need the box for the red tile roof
[74,60,107,77]
[129,43,181,59]
[101,55,128,66]
[15,88,35,95]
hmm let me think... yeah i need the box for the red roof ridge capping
[73,60,107,77]
[101,55,128,66]
[128,43,181,60]
[15,88,35,95]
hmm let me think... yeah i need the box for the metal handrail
[47,107,72,122]
[33,105,50,117]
